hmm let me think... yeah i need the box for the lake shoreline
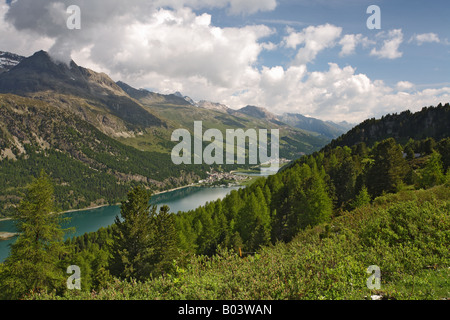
[1,182,221,224]
[1,171,257,222]
[60,183,202,215]
[60,176,256,215]
[0,232,18,241]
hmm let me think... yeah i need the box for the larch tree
[0,170,68,299]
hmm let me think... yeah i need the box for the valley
[0,50,345,218]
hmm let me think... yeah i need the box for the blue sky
[208,0,450,87]
[1,0,449,122]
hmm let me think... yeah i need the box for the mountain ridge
[280,112,353,140]
[324,103,450,151]
[0,51,24,74]
[0,50,167,129]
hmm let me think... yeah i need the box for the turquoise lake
[0,185,243,262]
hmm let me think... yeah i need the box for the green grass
[381,268,449,299]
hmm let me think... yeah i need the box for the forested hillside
[325,103,449,150]
[0,94,210,217]
[171,135,449,256]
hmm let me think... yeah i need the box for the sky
[1,0,449,123]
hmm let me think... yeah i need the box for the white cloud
[1,2,449,125]
[227,0,277,15]
[370,29,403,59]
[223,62,450,123]
[409,32,441,45]
[261,41,277,51]
[396,81,414,91]
[339,34,374,57]
[0,3,54,57]
[283,24,342,64]
[3,2,274,89]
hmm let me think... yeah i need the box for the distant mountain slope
[116,81,191,107]
[0,94,208,217]
[324,103,450,150]
[280,113,352,140]
[229,105,353,140]
[230,105,277,120]
[197,100,229,112]
[117,81,330,159]
[326,120,354,132]
[0,51,166,129]
[0,51,24,73]
[0,50,331,159]
[173,91,197,105]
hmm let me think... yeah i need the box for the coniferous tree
[331,156,357,207]
[0,171,68,299]
[230,231,244,254]
[272,163,332,242]
[421,138,436,155]
[418,151,445,189]
[285,166,308,240]
[195,207,215,255]
[436,138,450,173]
[236,193,260,247]
[248,218,271,251]
[109,186,153,281]
[353,142,368,157]
[175,213,197,253]
[298,166,333,229]
[349,186,371,210]
[367,138,409,197]
[211,201,230,251]
[147,205,179,277]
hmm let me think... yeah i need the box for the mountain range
[0,51,24,74]
[324,104,450,150]
[0,49,353,216]
[0,51,352,139]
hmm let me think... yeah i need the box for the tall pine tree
[367,138,409,197]
[0,171,68,299]
[110,186,153,281]
[147,205,179,277]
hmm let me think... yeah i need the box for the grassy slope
[34,184,449,300]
